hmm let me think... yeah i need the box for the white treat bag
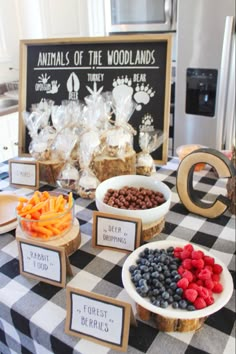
[104,94,136,158]
[137,129,165,175]
[77,130,101,199]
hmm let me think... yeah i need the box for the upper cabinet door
[39,0,106,37]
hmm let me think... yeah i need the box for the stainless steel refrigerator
[174,0,235,152]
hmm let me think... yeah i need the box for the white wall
[0,0,105,84]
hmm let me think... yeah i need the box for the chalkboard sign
[18,35,172,163]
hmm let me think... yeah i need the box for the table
[0,158,235,354]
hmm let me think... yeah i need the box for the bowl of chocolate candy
[95,175,171,226]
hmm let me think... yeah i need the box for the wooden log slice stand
[39,160,65,185]
[91,151,136,182]
[16,218,81,256]
[142,217,165,242]
[136,304,207,332]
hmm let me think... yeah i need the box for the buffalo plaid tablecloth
[0,158,235,354]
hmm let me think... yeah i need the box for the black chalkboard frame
[18,34,172,164]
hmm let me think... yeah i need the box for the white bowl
[95,175,171,226]
[122,240,233,320]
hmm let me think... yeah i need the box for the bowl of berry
[122,240,233,332]
[95,175,171,226]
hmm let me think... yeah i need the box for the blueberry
[158,274,165,281]
[169,264,178,270]
[173,294,181,301]
[129,265,137,273]
[187,305,196,311]
[175,288,183,296]
[174,274,181,282]
[164,270,171,278]
[162,291,170,300]
[152,288,160,296]
[172,302,179,309]
[156,281,163,289]
[170,282,177,290]
[171,270,179,277]
[167,246,174,253]
[168,296,174,304]
[160,300,168,308]
[151,271,159,278]
[142,273,150,281]
[167,288,174,295]
[133,273,142,282]
[140,265,149,273]
[138,279,147,286]
[165,278,172,285]
[179,300,188,309]
[151,278,159,287]
[159,255,167,263]
[159,286,166,293]
[153,299,161,307]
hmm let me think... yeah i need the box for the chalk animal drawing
[86,81,103,97]
[38,73,50,84]
[134,84,155,111]
[139,114,155,132]
[46,80,60,94]
[67,72,80,100]
[112,76,133,103]
[112,76,155,111]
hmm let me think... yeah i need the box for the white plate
[0,219,18,235]
[0,193,18,234]
[122,240,233,319]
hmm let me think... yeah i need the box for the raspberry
[204,255,215,266]
[183,244,194,252]
[198,268,212,280]
[180,250,192,259]
[194,297,207,309]
[196,279,203,286]
[182,258,192,270]
[188,283,199,291]
[213,264,223,274]
[184,289,198,303]
[178,265,185,275]
[197,286,209,299]
[205,296,215,306]
[204,279,214,290]
[204,265,213,273]
[212,273,220,282]
[212,282,223,293]
[177,277,189,289]
[192,259,205,269]
[174,247,183,253]
[182,270,194,282]
[191,250,204,259]
[174,251,181,258]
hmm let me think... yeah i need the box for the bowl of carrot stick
[16,191,74,241]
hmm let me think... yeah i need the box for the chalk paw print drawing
[112,75,133,102]
[134,83,155,111]
[112,75,155,111]
[139,113,155,132]
[38,73,50,84]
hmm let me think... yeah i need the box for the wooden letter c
[176,148,236,218]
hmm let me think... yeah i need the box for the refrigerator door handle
[223,32,235,149]
[216,16,235,150]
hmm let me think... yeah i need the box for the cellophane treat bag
[136,129,166,176]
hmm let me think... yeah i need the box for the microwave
[104,0,177,34]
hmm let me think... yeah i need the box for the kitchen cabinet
[0,111,18,162]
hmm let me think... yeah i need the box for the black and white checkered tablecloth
[0,158,235,354]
